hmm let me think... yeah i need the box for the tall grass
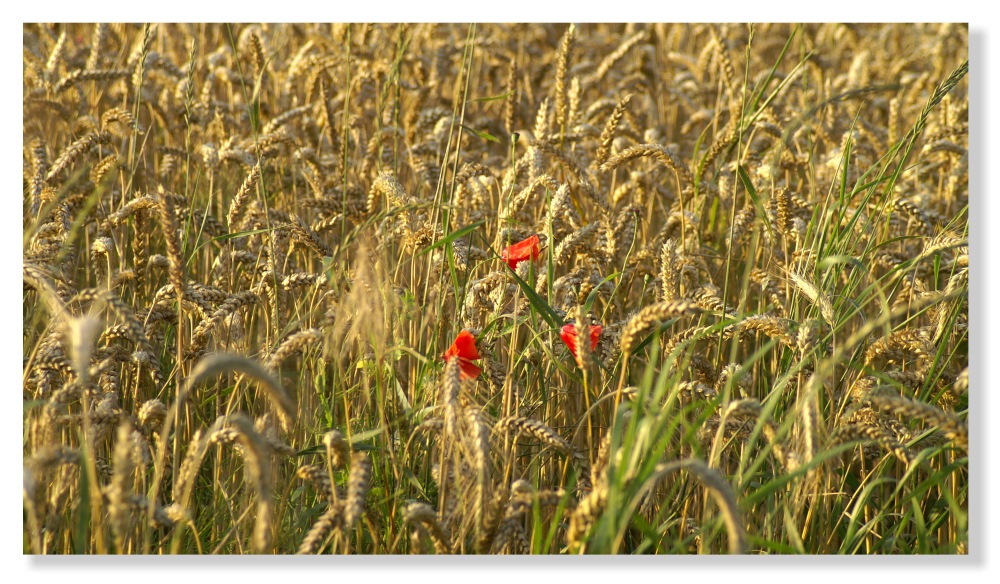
[23,22,967,554]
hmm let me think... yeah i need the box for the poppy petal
[503,235,541,270]
[589,325,603,350]
[452,329,481,360]
[443,330,482,380]
[560,323,579,358]
[459,359,482,380]
[561,323,601,362]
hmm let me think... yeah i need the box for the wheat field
[22,23,968,555]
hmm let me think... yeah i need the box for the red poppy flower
[560,323,602,362]
[443,329,482,380]
[501,234,541,270]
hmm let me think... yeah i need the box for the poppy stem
[581,361,594,468]
[613,352,629,410]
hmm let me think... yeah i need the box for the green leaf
[249,71,264,135]
[583,271,620,317]
[737,164,774,239]
[749,535,800,554]
[818,254,865,271]
[293,444,325,457]
[745,443,855,506]
[417,220,485,256]
[506,264,562,331]
[469,90,513,103]
[348,426,386,445]
[402,469,429,499]
[460,125,500,143]
[74,443,91,554]
[212,228,273,242]
[350,443,379,452]
[292,426,386,457]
